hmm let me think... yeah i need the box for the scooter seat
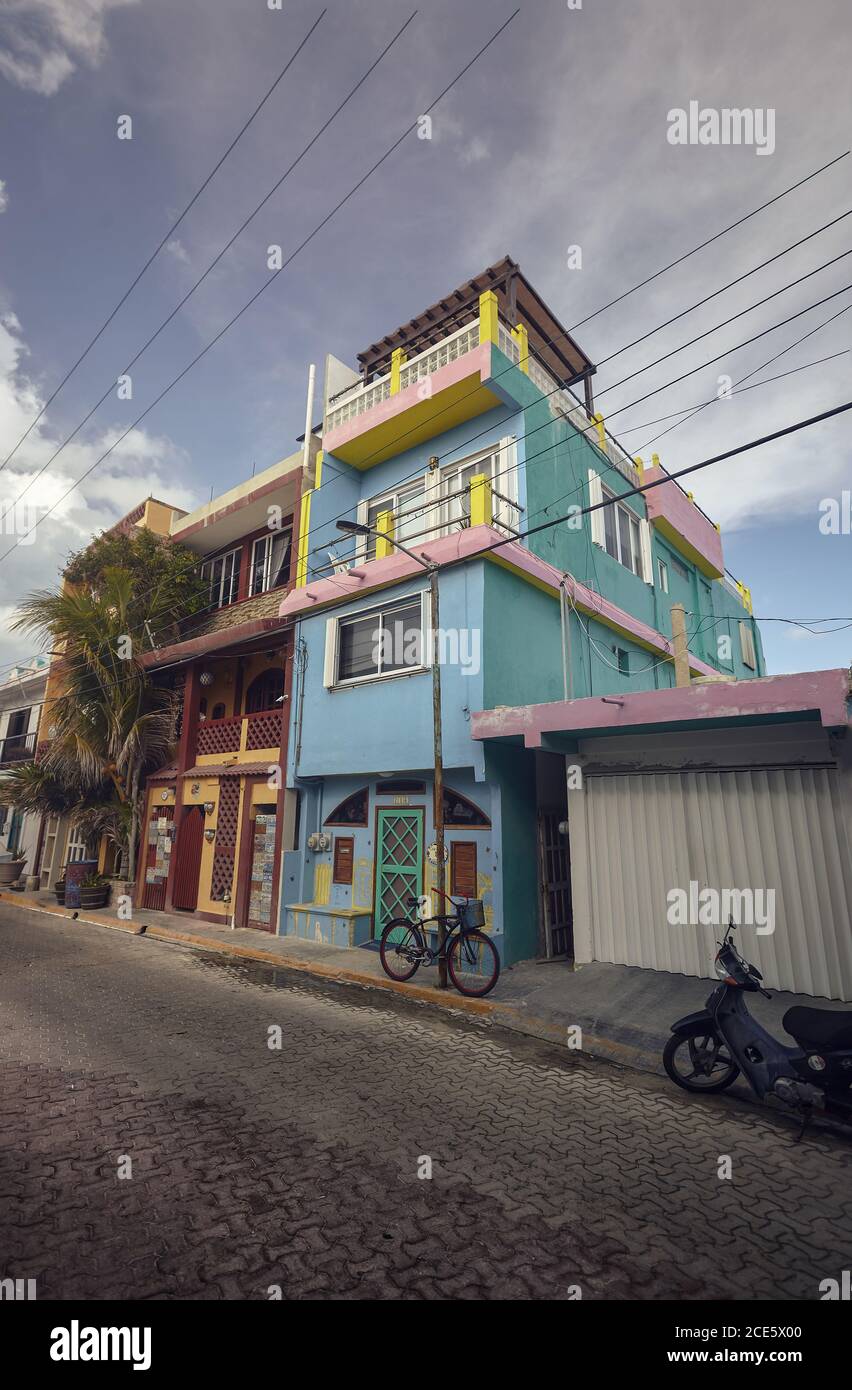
[783,1006,852,1051]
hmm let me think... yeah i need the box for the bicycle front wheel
[447,930,500,998]
[379,919,423,983]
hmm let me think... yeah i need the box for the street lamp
[336,515,449,987]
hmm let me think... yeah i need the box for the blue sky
[0,0,850,675]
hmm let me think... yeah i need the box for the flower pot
[79,887,109,910]
[0,860,26,886]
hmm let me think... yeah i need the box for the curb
[0,891,653,1072]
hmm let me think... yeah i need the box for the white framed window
[357,438,519,560]
[201,546,241,609]
[590,470,652,583]
[323,593,429,688]
[249,529,292,596]
[658,558,669,593]
[440,440,518,531]
[602,483,643,577]
[739,620,756,670]
[363,479,429,559]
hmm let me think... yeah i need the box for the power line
[0,9,520,567]
[595,210,852,367]
[633,299,852,455]
[503,400,852,552]
[0,9,327,477]
[0,9,419,529]
[597,248,852,397]
[569,151,849,331]
[305,169,852,546]
[13,401,851,721]
[25,272,845,685]
[341,280,852,553]
[523,298,852,529]
[617,350,848,434]
[6,146,843,685]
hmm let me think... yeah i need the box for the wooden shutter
[639,518,654,584]
[355,498,369,562]
[493,436,517,529]
[323,617,339,688]
[451,841,478,898]
[333,836,354,884]
[588,469,605,548]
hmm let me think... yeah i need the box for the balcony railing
[398,321,480,392]
[195,709,283,758]
[323,297,640,488]
[0,731,36,767]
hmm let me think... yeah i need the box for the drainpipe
[302,364,316,477]
[559,578,573,701]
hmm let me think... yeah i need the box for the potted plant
[79,872,110,910]
[0,851,27,886]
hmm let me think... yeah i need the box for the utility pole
[430,560,448,987]
[337,509,449,988]
[671,602,690,688]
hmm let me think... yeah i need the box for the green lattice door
[374,808,423,938]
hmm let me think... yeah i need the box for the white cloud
[459,137,490,166]
[164,237,191,266]
[0,0,139,96]
[0,180,8,213]
[0,312,201,668]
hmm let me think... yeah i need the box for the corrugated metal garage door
[570,766,852,1001]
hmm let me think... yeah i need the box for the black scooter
[664,919,852,1130]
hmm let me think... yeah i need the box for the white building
[0,656,48,880]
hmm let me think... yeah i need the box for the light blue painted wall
[305,402,524,583]
[288,566,486,784]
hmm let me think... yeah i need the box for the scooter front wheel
[663,1027,740,1093]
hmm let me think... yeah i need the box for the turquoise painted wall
[288,566,487,783]
[484,742,539,963]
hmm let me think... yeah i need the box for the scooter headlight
[807,1054,827,1072]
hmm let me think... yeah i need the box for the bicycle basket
[459,899,485,930]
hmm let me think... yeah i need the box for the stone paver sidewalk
[2,902,851,1301]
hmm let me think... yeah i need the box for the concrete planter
[0,860,26,886]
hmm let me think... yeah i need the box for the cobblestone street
[2,904,851,1301]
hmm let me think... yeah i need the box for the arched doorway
[244,668,284,713]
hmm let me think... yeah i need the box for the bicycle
[378,889,501,998]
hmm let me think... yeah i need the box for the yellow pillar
[634,456,645,479]
[390,348,407,395]
[511,323,529,373]
[735,581,753,614]
[479,290,499,345]
[375,508,395,559]
[295,451,321,588]
[651,453,661,470]
[469,473,493,527]
[295,491,312,587]
[593,413,607,449]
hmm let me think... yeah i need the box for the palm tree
[11,567,179,885]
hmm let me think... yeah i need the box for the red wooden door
[171,806,205,911]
